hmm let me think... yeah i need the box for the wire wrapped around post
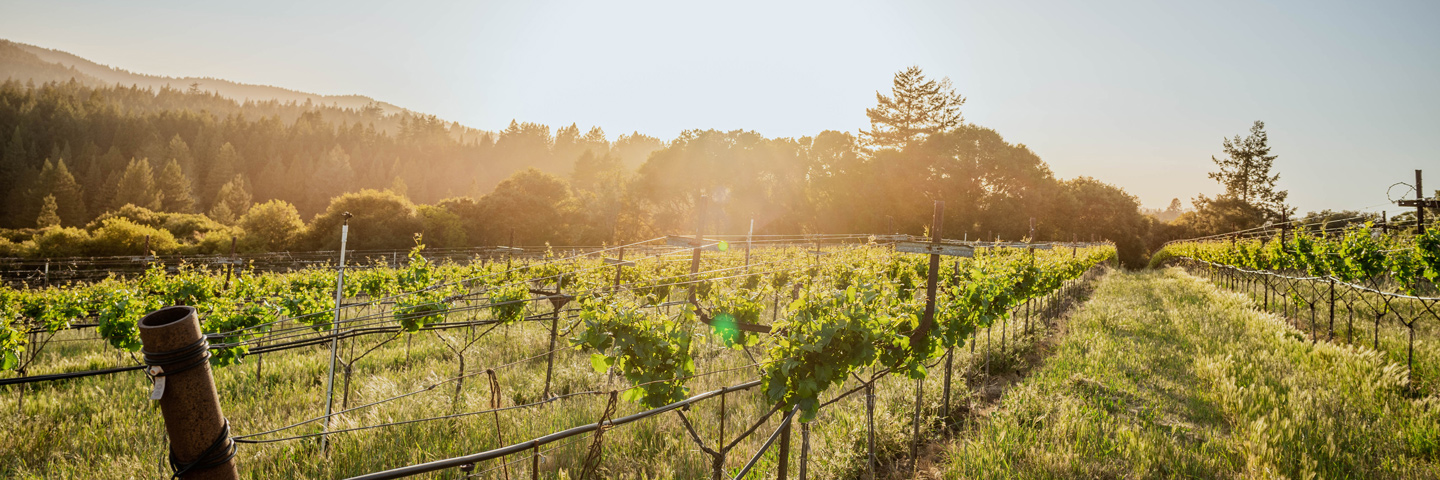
[138,306,239,480]
[579,391,619,480]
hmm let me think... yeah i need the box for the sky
[2,0,1437,213]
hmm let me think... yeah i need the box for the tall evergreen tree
[254,156,288,202]
[1208,121,1290,219]
[114,158,162,210]
[0,126,30,223]
[204,142,241,204]
[88,147,126,218]
[38,158,87,226]
[308,145,355,209]
[862,66,966,150]
[209,174,253,225]
[165,134,196,181]
[156,158,197,213]
[36,194,60,228]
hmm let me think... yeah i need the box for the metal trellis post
[322,212,351,452]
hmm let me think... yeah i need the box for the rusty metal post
[1328,279,1336,341]
[139,306,238,479]
[799,421,810,480]
[542,279,566,399]
[777,407,792,480]
[865,381,876,479]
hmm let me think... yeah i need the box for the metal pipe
[732,408,801,480]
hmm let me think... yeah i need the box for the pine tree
[1208,121,1290,220]
[156,158,197,213]
[36,195,60,228]
[0,126,30,224]
[166,134,196,180]
[204,142,240,205]
[209,174,252,225]
[5,166,39,227]
[255,156,288,202]
[581,126,609,154]
[862,66,966,150]
[308,145,355,208]
[42,158,87,226]
[114,158,162,210]
[89,147,126,217]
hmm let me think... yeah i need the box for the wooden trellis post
[139,306,238,479]
[1397,170,1436,234]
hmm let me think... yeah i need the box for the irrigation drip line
[343,379,764,480]
[0,364,145,386]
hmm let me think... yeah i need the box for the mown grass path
[938,268,1440,479]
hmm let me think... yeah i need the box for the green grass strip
[943,268,1440,479]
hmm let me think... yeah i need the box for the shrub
[298,189,422,251]
[0,237,16,257]
[90,204,228,240]
[418,204,468,248]
[239,199,304,251]
[86,218,180,256]
[24,227,92,258]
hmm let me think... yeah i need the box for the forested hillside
[2,52,1156,264]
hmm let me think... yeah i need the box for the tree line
[5,67,1316,267]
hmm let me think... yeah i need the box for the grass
[939,268,1440,479]
[1198,265,1440,395]
[0,267,1099,480]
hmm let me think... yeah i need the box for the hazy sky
[3,0,1437,212]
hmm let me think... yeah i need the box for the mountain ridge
[2,39,411,116]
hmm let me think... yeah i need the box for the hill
[1,39,408,116]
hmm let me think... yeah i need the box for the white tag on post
[148,366,165,400]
